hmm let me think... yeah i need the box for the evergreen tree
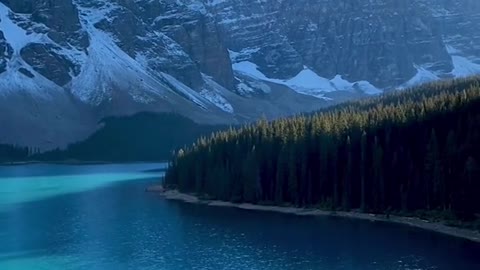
[164,76,480,222]
[360,131,367,212]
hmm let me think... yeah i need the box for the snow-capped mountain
[1,0,480,149]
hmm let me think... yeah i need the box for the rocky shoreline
[152,187,480,243]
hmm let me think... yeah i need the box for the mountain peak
[1,0,480,149]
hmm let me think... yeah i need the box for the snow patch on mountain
[355,81,383,95]
[67,2,212,107]
[232,61,268,80]
[287,69,334,95]
[0,3,62,97]
[0,4,37,53]
[200,90,233,112]
[0,4,55,54]
[0,65,63,98]
[236,82,255,95]
[446,45,480,78]
[206,0,229,6]
[331,75,382,95]
[330,75,353,91]
[74,0,119,24]
[2,0,234,110]
[446,45,462,55]
[228,48,260,62]
[450,56,480,77]
[201,75,234,113]
[232,61,382,98]
[400,66,440,89]
[232,61,333,99]
[1,0,478,119]
[161,72,207,109]
[69,8,168,105]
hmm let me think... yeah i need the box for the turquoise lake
[0,163,479,270]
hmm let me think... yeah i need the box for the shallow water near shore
[0,163,479,270]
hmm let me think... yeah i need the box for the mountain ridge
[1,0,480,149]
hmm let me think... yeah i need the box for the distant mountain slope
[0,0,480,149]
[36,112,228,162]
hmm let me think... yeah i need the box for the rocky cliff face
[0,0,480,149]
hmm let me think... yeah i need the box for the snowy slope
[2,0,480,108]
[69,8,168,105]
[1,0,480,151]
[450,56,480,77]
[0,1,231,112]
[0,3,62,97]
[399,66,440,89]
[446,45,480,78]
[232,61,382,98]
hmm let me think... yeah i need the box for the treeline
[0,144,31,162]
[165,77,480,220]
[38,113,227,162]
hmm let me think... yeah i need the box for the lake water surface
[0,163,479,270]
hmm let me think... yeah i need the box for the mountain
[36,112,229,162]
[1,0,480,149]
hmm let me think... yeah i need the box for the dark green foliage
[165,77,480,220]
[0,144,30,162]
[37,113,227,162]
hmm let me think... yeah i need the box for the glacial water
[0,163,479,270]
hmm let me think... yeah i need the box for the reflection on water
[0,163,164,208]
[0,163,479,270]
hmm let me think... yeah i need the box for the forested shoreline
[165,77,480,225]
[0,113,227,162]
[0,144,31,163]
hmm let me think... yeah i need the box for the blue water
[0,164,479,270]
